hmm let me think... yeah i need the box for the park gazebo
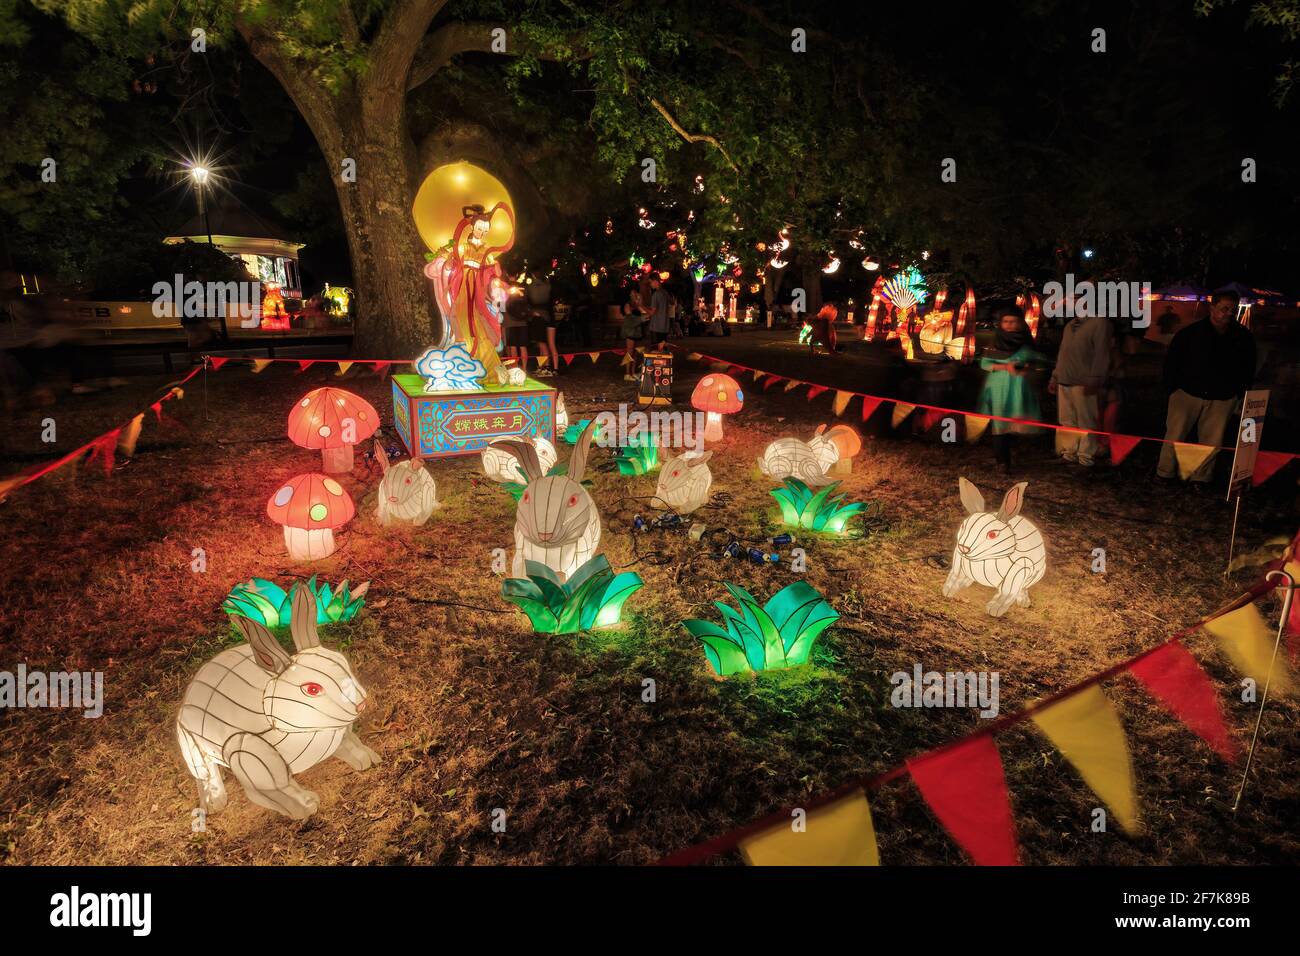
[164,206,306,302]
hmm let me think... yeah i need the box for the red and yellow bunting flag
[1128,642,1238,762]
[920,408,946,432]
[296,359,315,372]
[1253,451,1295,487]
[806,384,829,401]
[965,415,991,443]
[536,355,549,369]
[784,379,804,392]
[117,414,145,459]
[739,790,880,866]
[1172,442,1216,480]
[335,361,353,376]
[251,359,273,373]
[208,357,229,371]
[832,390,853,417]
[590,352,602,364]
[907,735,1018,866]
[1031,685,1139,833]
[891,402,916,429]
[1108,434,1142,466]
[861,396,883,423]
[763,375,785,391]
[1202,602,1293,697]
[372,361,392,379]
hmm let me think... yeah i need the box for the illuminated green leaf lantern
[502,556,643,634]
[683,581,839,676]
[770,477,866,534]
[563,418,605,445]
[222,576,368,628]
[614,432,659,476]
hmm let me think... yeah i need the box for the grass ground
[0,337,1297,865]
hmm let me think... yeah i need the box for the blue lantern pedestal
[391,373,556,459]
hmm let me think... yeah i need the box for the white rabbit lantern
[758,428,842,487]
[374,442,438,526]
[943,478,1046,617]
[497,420,601,582]
[481,435,558,484]
[176,582,379,820]
[653,450,713,514]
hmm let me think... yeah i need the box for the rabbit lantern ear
[688,450,713,467]
[568,420,599,483]
[958,477,985,515]
[494,439,543,482]
[235,616,293,674]
[997,482,1028,522]
[290,581,322,651]
[374,441,390,473]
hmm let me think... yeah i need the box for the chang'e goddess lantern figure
[417,163,517,382]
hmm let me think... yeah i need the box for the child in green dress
[977,306,1047,471]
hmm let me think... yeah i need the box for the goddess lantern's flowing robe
[424,202,516,378]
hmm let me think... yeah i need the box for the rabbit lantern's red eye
[302,682,323,697]
[404,477,411,485]
[522,492,529,502]
[672,470,680,478]
[987,530,998,539]
[568,494,578,507]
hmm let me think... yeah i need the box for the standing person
[812,304,839,354]
[502,292,531,373]
[1047,301,1113,467]
[1156,290,1256,483]
[527,272,558,377]
[620,290,649,381]
[977,306,1048,471]
[648,275,671,349]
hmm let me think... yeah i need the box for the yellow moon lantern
[413,162,515,254]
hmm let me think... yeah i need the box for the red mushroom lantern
[691,373,744,442]
[266,473,355,560]
[288,387,379,474]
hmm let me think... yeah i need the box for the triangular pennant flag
[891,402,916,429]
[373,361,392,379]
[296,360,315,372]
[88,429,123,477]
[335,361,354,376]
[1252,451,1294,487]
[763,376,785,391]
[562,353,575,366]
[251,359,272,374]
[784,379,804,392]
[1129,642,1238,762]
[687,352,703,361]
[753,370,765,383]
[1108,434,1142,466]
[117,414,145,459]
[208,357,228,371]
[589,352,601,364]
[965,415,991,443]
[806,385,829,401]
[537,355,549,369]
[1172,441,1216,480]
[920,408,946,432]
[1202,602,1293,697]
[1031,685,1139,832]
[832,390,853,417]
[907,735,1018,865]
[739,790,880,866]
[860,397,883,423]
[150,401,165,424]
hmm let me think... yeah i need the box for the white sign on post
[1227,389,1269,501]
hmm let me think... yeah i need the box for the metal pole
[1232,568,1295,811]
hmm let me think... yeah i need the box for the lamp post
[189,164,227,340]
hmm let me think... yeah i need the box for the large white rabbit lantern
[374,442,438,526]
[942,478,1046,617]
[497,420,601,582]
[176,582,379,820]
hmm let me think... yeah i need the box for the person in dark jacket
[1155,290,1256,482]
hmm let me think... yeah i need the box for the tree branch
[407,20,591,92]
[370,0,450,92]
[649,97,739,173]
